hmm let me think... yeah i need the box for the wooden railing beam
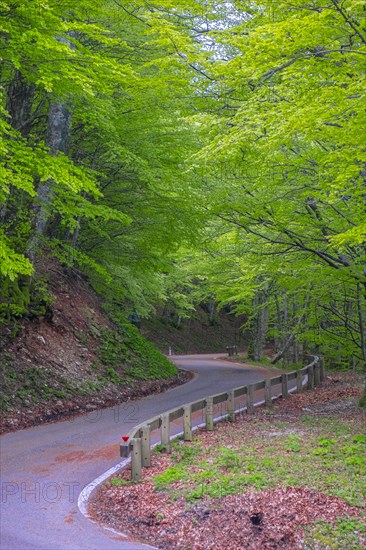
[122,356,322,480]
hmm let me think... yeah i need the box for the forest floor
[90,371,366,550]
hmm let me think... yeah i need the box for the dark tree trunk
[27,102,71,261]
[248,285,269,361]
[357,283,366,407]
[6,70,36,136]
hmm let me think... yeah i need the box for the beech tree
[188,1,366,395]
[1,0,365,407]
[0,0,209,323]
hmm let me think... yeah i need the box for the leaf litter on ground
[89,371,366,549]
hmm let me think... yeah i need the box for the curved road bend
[1,355,271,550]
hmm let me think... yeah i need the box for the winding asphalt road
[1,355,272,550]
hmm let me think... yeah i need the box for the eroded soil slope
[0,266,189,434]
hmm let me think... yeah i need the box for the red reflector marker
[122,436,129,442]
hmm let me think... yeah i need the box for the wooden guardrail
[120,356,324,481]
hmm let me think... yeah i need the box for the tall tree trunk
[2,71,36,223]
[27,34,74,262]
[248,284,269,361]
[6,70,36,137]
[208,298,216,324]
[27,102,71,261]
[274,294,281,353]
[357,283,366,407]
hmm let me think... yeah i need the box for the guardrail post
[120,441,131,458]
[314,362,321,386]
[319,357,325,382]
[141,426,151,467]
[296,370,303,392]
[183,405,192,441]
[308,364,314,390]
[265,379,272,408]
[247,384,254,414]
[281,373,289,398]
[161,413,171,453]
[227,390,235,421]
[131,438,142,482]
[205,397,214,431]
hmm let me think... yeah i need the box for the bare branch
[330,0,366,46]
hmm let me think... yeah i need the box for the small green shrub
[74,330,89,346]
[285,434,302,453]
[110,477,129,487]
[154,465,188,490]
[154,444,168,453]
[217,447,241,471]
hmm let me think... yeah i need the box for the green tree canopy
[187,0,366,367]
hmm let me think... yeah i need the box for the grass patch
[110,477,129,487]
[304,516,366,549]
[151,419,366,508]
[233,353,304,371]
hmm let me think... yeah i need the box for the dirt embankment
[0,266,191,434]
